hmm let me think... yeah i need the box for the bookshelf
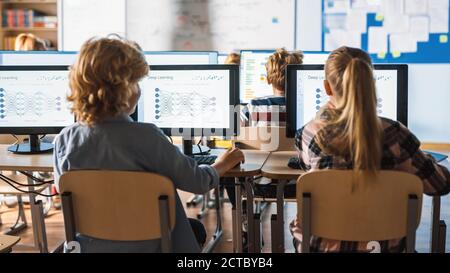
[0,0,59,50]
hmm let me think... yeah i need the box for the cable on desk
[18,171,54,184]
[0,176,57,197]
[0,174,51,188]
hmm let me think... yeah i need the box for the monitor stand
[8,135,53,155]
[182,139,210,156]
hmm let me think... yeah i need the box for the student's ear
[324,80,333,96]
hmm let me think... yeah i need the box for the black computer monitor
[0,66,75,153]
[286,64,408,138]
[137,65,240,154]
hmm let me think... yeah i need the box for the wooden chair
[0,235,20,253]
[235,126,295,152]
[297,170,423,253]
[59,171,176,253]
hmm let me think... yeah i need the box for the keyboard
[193,155,218,165]
[424,151,448,163]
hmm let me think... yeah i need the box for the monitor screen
[144,51,218,65]
[239,50,330,103]
[218,53,228,64]
[0,52,78,65]
[240,50,274,103]
[286,64,408,138]
[138,65,239,137]
[0,66,74,135]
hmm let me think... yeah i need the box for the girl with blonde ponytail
[290,46,450,253]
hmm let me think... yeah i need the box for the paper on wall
[351,0,381,12]
[325,14,347,30]
[404,0,428,15]
[368,27,388,53]
[383,14,410,34]
[390,33,418,53]
[325,29,362,51]
[346,9,368,33]
[381,0,404,16]
[325,0,351,14]
[429,0,449,33]
[410,16,430,42]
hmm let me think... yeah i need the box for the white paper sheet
[381,0,404,16]
[383,14,410,34]
[404,0,428,15]
[325,29,362,51]
[429,0,449,33]
[346,9,368,33]
[390,33,418,53]
[410,16,430,42]
[325,0,351,14]
[368,27,388,53]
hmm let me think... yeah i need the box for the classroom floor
[1,190,449,253]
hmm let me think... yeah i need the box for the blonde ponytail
[319,47,382,175]
[339,58,381,173]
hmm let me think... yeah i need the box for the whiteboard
[126,0,296,51]
[61,0,126,51]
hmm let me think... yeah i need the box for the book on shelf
[2,9,57,28]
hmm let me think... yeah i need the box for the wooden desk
[224,150,271,178]
[261,151,304,180]
[0,144,52,253]
[0,235,20,253]
[0,145,53,172]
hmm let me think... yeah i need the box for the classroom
[0,0,449,262]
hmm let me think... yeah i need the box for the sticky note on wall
[440,35,448,43]
[377,52,386,59]
[375,14,384,22]
[392,51,402,58]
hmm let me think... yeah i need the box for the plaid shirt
[291,106,450,253]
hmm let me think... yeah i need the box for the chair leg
[159,196,172,253]
[271,214,279,253]
[406,194,419,253]
[301,193,311,253]
[5,195,28,235]
[254,213,261,253]
[438,220,447,253]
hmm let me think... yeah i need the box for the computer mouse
[287,156,301,169]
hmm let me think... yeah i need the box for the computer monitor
[0,51,78,65]
[286,64,408,138]
[240,50,275,103]
[240,50,330,103]
[137,65,239,154]
[218,53,228,64]
[144,51,218,65]
[0,66,74,154]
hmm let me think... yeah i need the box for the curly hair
[68,36,149,126]
[224,53,240,65]
[265,48,303,94]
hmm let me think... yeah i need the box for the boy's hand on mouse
[212,148,245,176]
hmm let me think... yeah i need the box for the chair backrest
[235,126,295,152]
[59,171,176,243]
[297,170,423,243]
